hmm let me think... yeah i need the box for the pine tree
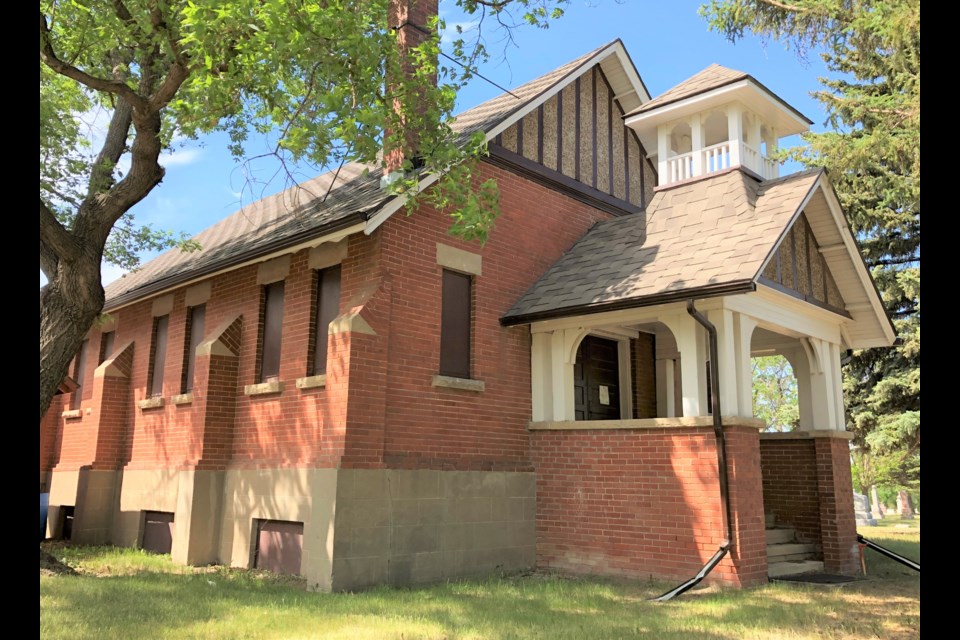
[702,0,920,485]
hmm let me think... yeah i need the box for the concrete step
[767,542,816,559]
[765,528,796,545]
[765,512,777,528]
[768,560,825,578]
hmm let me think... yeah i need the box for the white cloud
[159,147,203,168]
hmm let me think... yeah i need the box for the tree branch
[40,199,81,268]
[757,0,811,13]
[88,97,133,197]
[39,12,147,110]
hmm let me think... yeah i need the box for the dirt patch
[40,548,78,577]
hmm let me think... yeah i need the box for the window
[259,282,285,382]
[98,331,115,365]
[439,269,472,379]
[181,305,206,393]
[148,315,170,398]
[70,339,89,410]
[312,266,341,376]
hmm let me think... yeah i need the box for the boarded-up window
[312,266,341,376]
[181,304,206,393]
[255,520,303,575]
[148,315,170,398]
[60,506,75,541]
[439,270,471,379]
[70,340,89,410]
[141,511,174,554]
[259,282,285,382]
[98,331,115,365]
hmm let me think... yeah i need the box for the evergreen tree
[702,0,920,485]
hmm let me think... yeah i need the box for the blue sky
[57,0,833,287]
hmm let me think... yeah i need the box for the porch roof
[501,168,822,324]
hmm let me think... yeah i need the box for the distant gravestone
[870,485,884,519]
[897,490,915,519]
[853,491,877,526]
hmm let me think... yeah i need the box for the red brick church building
[40,26,893,591]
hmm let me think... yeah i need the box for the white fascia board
[814,175,896,346]
[727,286,844,344]
[623,80,750,129]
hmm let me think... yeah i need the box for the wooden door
[574,336,621,421]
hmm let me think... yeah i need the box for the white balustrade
[662,140,779,185]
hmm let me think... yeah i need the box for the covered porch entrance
[526,288,861,584]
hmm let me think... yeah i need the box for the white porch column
[690,113,704,177]
[799,337,845,431]
[655,358,676,418]
[727,104,743,168]
[657,124,669,182]
[530,332,552,422]
[734,313,758,418]
[827,341,847,430]
[661,314,707,417]
[550,330,576,422]
[783,348,813,431]
[707,308,740,416]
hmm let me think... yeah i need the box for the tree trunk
[39,252,105,421]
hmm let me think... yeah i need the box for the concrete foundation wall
[111,468,181,546]
[332,470,537,591]
[220,468,338,591]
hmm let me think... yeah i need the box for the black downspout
[651,300,734,601]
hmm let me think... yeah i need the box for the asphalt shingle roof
[624,64,748,117]
[103,43,616,309]
[502,168,824,324]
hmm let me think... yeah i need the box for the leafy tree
[39,0,565,419]
[701,0,920,483]
[752,355,799,432]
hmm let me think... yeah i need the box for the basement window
[141,511,175,555]
[253,519,303,576]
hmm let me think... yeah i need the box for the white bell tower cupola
[623,64,812,187]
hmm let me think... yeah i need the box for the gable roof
[104,40,649,311]
[501,168,895,348]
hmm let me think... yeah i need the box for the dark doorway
[574,336,621,421]
[142,511,174,554]
[255,520,304,575]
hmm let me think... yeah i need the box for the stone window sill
[296,374,326,390]
[139,396,165,410]
[171,393,193,406]
[432,374,485,393]
[61,409,82,419]
[244,380,285,396]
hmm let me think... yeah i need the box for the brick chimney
[383,0,439,182]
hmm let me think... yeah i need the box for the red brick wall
[532,425,767,587]
[759,439,821,544]
[374,162,613,470]
[759,435,859,575]
[815,437,859,574]
[40,395,63,490]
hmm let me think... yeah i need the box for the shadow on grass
[40,541,920,640]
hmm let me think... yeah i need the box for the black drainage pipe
[858,534,920,572]
[651,300,733,602]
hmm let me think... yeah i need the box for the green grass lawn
[40,521,919,640]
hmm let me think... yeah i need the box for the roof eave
[500,280,757,327]
[103,211,371,312]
